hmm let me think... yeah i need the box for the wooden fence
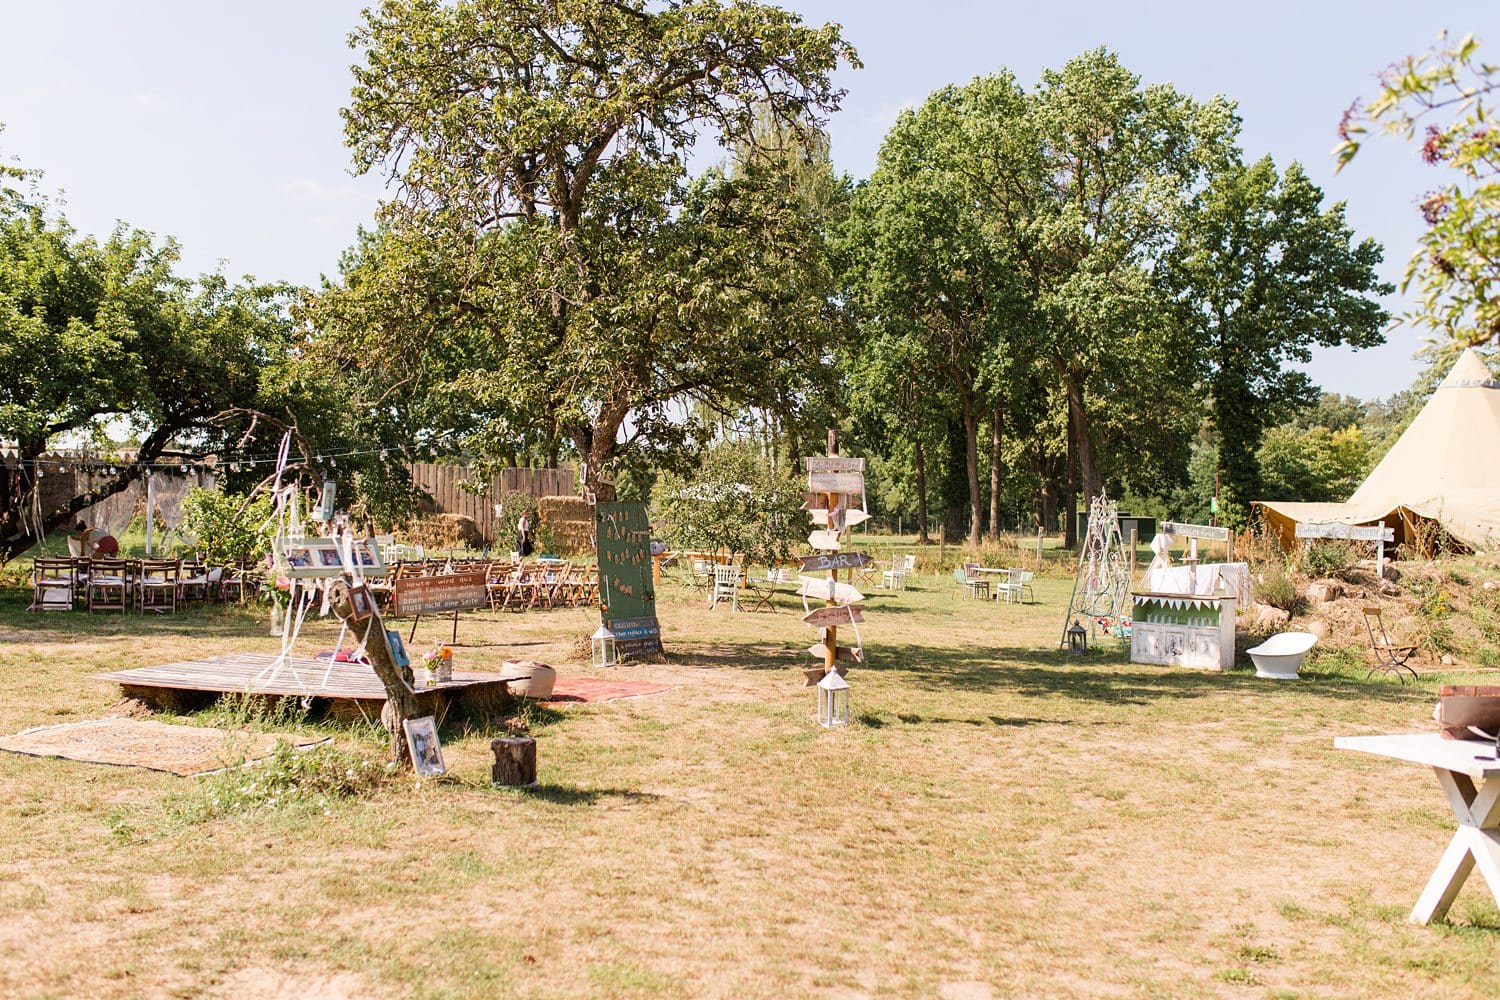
[408,463,575,542]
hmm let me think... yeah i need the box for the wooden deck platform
[93,652,519,711]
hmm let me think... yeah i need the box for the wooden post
[1129,527,1137,579]
[332,581,422,767]
[491,736,538,787]
[824,429,839,675]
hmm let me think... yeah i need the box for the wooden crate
[1437,685,1500,741]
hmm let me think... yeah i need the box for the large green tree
[839,75,1033,545]
[1021,50,1239,518]
[1165,157,1390,526]
[0,174,292,561]
[334,0,857,500]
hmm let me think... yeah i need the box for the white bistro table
[1335,732,1500,924]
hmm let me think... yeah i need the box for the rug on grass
[0,718,327,777]
[544,677,672,704]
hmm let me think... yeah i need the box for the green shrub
[178,487,275,566]
[172,740,387,824]
[1256,567,1303,613]
[1301,540,1361,581]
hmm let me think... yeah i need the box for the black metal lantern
[1066,618,1088,655]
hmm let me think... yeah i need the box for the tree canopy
[330,0,858,499]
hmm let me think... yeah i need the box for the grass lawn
[1,563,1497,998]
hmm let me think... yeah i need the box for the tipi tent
[1257,348,1500,551]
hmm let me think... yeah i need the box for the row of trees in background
[4,7,1495,561]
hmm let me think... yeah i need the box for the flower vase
[415,667,437,687]
[436,660,453,683]
[269,602,284,637]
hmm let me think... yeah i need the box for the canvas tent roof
[1256,348,1500,551]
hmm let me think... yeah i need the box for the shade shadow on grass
[524,785,661,807]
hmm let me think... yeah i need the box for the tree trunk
[1040,478,1057,534]
[914,436,930,545]
[961,393,981,548]
[1065,375,1101,501]
[1063,403,1079,550]
[334,585,421,767]
[988,406,1004,537]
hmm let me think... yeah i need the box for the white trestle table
[1335,732,1500,925]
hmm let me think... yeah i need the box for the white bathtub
[1247,632,1317,680]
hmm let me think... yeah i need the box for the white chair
[993,569,1020,603]
[710,564,740,612]
[881,556,907,591]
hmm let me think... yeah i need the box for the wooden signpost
[801,604,865,628]
[1160,521,1232,542]
[1161,519,1234,564]
[809,507,870,529]
[795,576,866,605]
[1296,521,1395,578]
[393,570,488,644]
[807,529,843,552]
[792,431,873,686]
[807,471,865,495]
[799,551,873,573]
[393,572,488,617]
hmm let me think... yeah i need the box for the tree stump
[491,737,538,787]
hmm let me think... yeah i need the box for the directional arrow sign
[803,456,866,473]
[801,603,865,628]
[799,551,873,573]
[796,576,866,604]
[805,643,863,663]
[809,507,871,528]
[803,664,849,686]
[801,492,830,511]
[807,529,842,552]
[807,471,864,495]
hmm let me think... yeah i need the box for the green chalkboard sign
[594,501,662,657]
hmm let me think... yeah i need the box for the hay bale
[407,514,485,550]
[538,495,590,523]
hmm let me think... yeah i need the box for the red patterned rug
[545,677,672,705]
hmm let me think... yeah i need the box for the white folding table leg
[1410,769,1500,924]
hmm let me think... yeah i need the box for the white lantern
[590,624,618,669]
[816,669,850,728]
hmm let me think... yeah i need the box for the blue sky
[1,1,1495,398]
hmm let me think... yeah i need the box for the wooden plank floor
[93,652,514,703]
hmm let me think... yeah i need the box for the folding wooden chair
[28,558,75,612]
[178,561,213,605]
[87,558,131,614]
[1363,606,1419,683]
[136,559,180,614]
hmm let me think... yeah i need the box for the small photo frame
[354,542,378,567]
[347,584,375,621]
[317,547,344,568]
[402,716,446,777]
[386,629,409,668]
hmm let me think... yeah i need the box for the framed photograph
[316,546,344,568]
[346,583,375,621]
[402,716,446,777]
[283,546,313,569]
[386,629,409,668]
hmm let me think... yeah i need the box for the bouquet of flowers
[419,645,453,685]
[259,554,292,609]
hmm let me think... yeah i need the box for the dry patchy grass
[0,564,1497,998]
